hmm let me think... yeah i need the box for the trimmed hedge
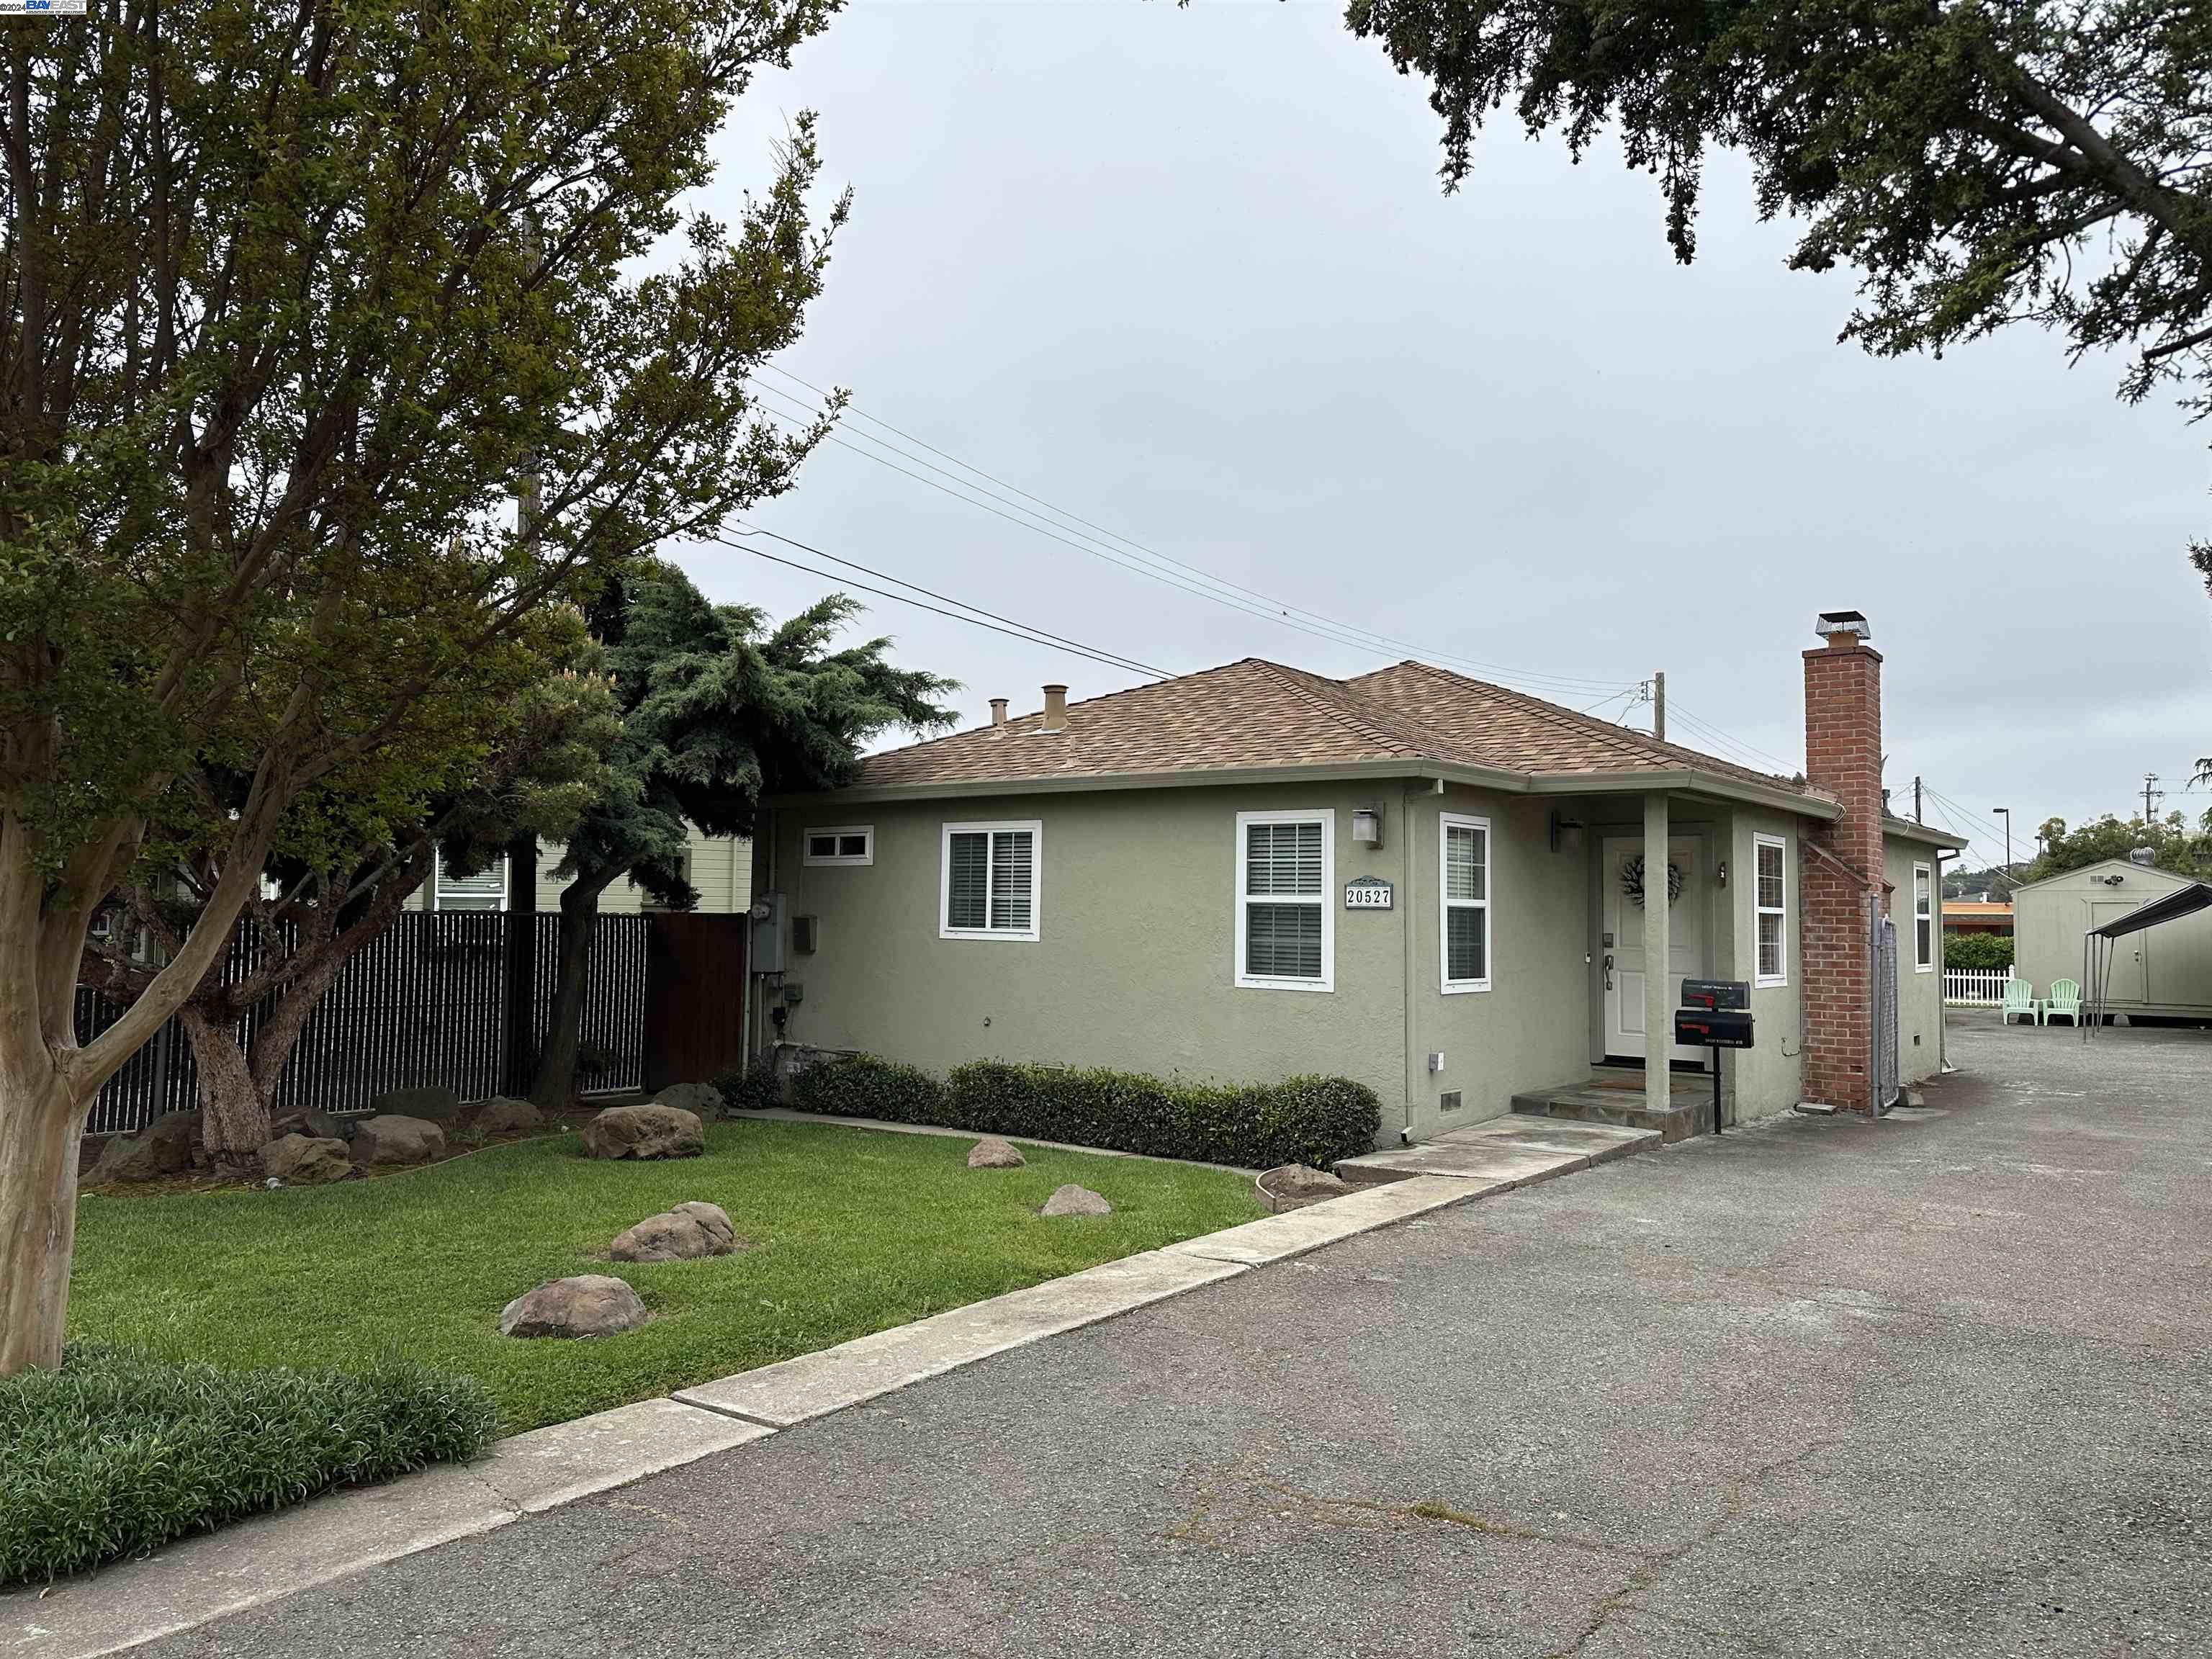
[1,1344,498,1586]
[783,1052,1380,1169]
[1943,931,2014,971]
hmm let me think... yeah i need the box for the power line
[714,525,1169,678]
[716,535,1171,680]
[1664,700,1799,775]
[750,369,1642,700]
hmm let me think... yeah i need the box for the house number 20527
[1344,879,1393,910]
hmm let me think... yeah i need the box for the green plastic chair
[2043,978,2082,1027]
[2000,979,2039,1027]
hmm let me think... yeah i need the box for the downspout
[1401,781,1419,1143]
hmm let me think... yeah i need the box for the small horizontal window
[804,825,874,867]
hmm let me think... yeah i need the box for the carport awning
[2089,881,2212,939]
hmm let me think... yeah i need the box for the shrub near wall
[782,1053,1380,1169]
[1,1345,498,1586]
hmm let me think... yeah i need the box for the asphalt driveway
[142,1013,2211,1656]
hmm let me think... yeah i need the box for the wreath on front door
[1621,855,1683,909]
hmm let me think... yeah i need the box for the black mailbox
[1681,979,1750,1012]
[1674,1008,1754,1049]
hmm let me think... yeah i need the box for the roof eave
[1882,819,1972,851]
[1523,768,1840,822]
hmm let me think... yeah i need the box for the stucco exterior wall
[765,782,1411,1133]
[1883,832,1946,1085]
[1401,785,1592,1138]
[1722,806,1807,1121]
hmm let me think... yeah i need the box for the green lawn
[68,1122,1264,1434]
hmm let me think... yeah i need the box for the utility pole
[1992,806,2013,878]
[2143,773,2163,824]
[1652,671,1665,743]
[1912,775,1923,825]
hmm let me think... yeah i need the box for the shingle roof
[853,657,1823,803]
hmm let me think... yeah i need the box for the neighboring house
[1942,899,2014,936]
[2014,856,2212,1021]
[411,824,753,914]
[754,611,1961,1146]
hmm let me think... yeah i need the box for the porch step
[1336,1115,1660,1187]
[1511,1073,1714,1143]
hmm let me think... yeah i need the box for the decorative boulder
[499,1274,649,1340]
[967,1137,1025,1170]
[302,1106,359,1142]
[609,1201,738,1262]
[351,1114,446,1167]
[581,1102,704,1161]
[80,1111,201,1185]
[1040,1183,1112,1218]
[1257,1164,1352,1213]
[654,1082,724,1120]
[466,1095,544,1140]
[367,1084,464,1123]
[260,1133,354,1186]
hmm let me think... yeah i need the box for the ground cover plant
[68,1120,1262,1436]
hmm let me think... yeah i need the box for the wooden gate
[642,914,750,1092]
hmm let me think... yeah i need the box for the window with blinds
[1440,814,1490,991]
[1236,811,1332,989]
[432,849,508,912]
[1754,832,1788,986]
[940,822,1040,940]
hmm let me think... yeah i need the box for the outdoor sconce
[1352,807,1382,848]
[1549,811,1584,854]
[1717,860,1729,888]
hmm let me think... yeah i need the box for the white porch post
[1643,791,1671,1120]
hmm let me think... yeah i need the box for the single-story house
[752,611,1961,1143]
[2014,855,2212,1021]
[410,824,752,915]
[1942,899,2013,936]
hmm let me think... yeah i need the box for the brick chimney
[1801,610,1884,1113]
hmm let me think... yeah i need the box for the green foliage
[68,1123,1262,1437]
[1942,865,2018,901]
[0,1344,496,1586]
[1348,1,2212,451]
[2020,811,2212,884]
[714,1055,786,1114]
[1942,932,2015,971]
[788,1053,1382,1169]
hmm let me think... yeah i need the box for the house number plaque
[1344,877,1394,911]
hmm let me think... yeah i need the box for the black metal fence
[77,912,651,1136]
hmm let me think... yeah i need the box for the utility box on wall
[750,892,786,975]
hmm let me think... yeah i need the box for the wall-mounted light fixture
[1352,806,1382,848]
[1549,811,1584,854]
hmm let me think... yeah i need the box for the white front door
[1602,835,1710,1064]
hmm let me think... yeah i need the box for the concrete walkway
[32,1020,2212,1654]
[1336,1114,1657,1184]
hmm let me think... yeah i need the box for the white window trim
[1753,832,1788,989]
[938,819,1041,942]
[431,850,509,912]
[1913,861,1935,972]
[1439,811,1492,994]
[804,824,876,868]
[1234,809,1334,993]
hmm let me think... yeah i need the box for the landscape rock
[367,1084,464,1123]
[1258,1164,1352,1213]
[260,1133,354,1186]
[967,1137,1025,1170]
[268,1112,309,1141]
[654,1082,724,1120]
[302,1106,359,1142]
[1040,1183,1112,1218]
[498,1274,649,1339]
[609,1200,738,1262]
[465,1095,544,1140]
[80,1111,201,1185]
[350,1113,446,1166]
[581,1102,705,1161]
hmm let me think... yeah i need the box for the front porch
[1511,1064,1715,1143]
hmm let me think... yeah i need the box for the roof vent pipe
[989,698,1008,728]
[1041,684,1068,732]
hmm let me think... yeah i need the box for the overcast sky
[674,0,2211,873]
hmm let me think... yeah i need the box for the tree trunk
[179,1004,271,1177]
[529,874,611,1110]
[0,1061,86,1377]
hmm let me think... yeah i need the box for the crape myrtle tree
[527,561,956,1110]
[84,655,620,1172]
[0,0,849,1375]
[1347,1,2212,513]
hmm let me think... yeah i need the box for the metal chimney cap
[1815,610,1871,642]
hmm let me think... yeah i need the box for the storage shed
[2013,857,2212,1022]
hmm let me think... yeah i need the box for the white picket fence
[1943,967,2017,1007]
